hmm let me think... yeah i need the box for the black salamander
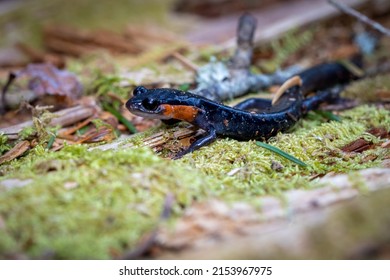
[126,61,360,158]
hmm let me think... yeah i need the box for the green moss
[343,74,390,102]
[178,105,390,195]
[0,105,388,259]
[18,127,36,141]
[258,28,315,72]
[0,134,11,155]
[0,145,221,259]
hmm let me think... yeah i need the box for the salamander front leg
[173,127,217,159]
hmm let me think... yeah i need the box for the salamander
[125,60,361,158]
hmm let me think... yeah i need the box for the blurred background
[1,0,390,66]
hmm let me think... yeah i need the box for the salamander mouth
[125,100,170,119]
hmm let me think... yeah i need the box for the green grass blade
[256,141,308,167]
[314,110,341,122]
[47,134,56,150]
[103,103,138,134]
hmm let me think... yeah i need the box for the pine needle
[47,134,56,150]
[314,110,342,122]
[256,141,308,167]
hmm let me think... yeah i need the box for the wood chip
[341,138,372,153]
[381,140,390,148]
[0,105,99,139]
[44,25,142,56]
[367,127,389,138]
[0,140,30,164]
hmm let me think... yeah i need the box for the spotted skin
[126,61,360,158]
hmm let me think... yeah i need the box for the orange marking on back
[161,105,199,122]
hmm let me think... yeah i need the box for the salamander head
[125,86,200,122]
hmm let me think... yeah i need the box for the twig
[0,105,99,139]
[15,42,65,68]
[191,13,302,102]
[328,0,390,37]
[0,73,17,114]
[170,52,198,72]
[228,12,257,70]
[90,126,199,152]
[43,25,142,55]
[0,140,30,165]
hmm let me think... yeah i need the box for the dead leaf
[341,138,372,153]
[376,90,390,101]
[2,63,83,111]
[367,127,389,138]
[381,140,390,148]
[362,154,378,163]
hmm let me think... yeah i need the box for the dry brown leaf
[341,138,372,153]
[1,63,83,113]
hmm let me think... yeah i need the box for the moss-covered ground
[1,103,389,259]
[1,0,390,260]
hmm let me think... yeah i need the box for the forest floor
[0,0,390,259]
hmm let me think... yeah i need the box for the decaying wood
[43,26,142,56]
[15,43,65,68]
[191,13,302,102]
[341,138,372,152]
[186,0,372,46]
[125,25,180,46]
[0,105,99,139]
[0,140,30,164]
[174,0,286,18]
[43,24,184,59]
[91,126,199,152]
[156,168,390,259]
[44,37,96,57]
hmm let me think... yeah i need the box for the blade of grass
[314,110,341,122]
[103,103,138,134]
[256,141,308,167]
[46,134,56,150]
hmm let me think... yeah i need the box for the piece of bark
[43,25,142,55]
[174,0,287,18]
[341,138,372,153]
[0,140,30,164]
[15,43,65,68]
[156,168,390,259]
[0,105,99,139]
[125,25,180,45]
[191,13,302,102]
[44,37,96,57]
[185,0,372,46]
[90,126,199,152]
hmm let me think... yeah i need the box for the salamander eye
[133,86,148,96]
[142,98,159,111]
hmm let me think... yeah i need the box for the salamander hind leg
[173,128,217,159]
